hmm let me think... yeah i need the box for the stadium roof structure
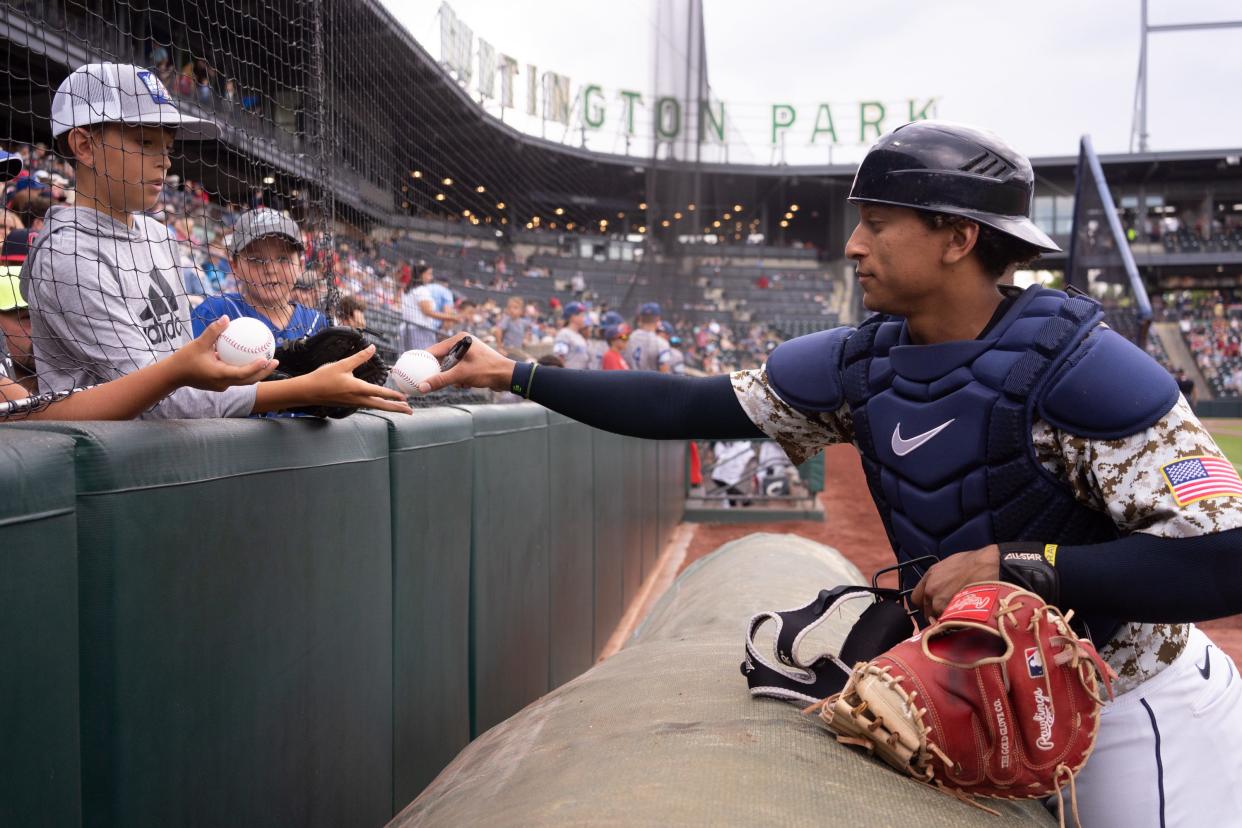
[3,0,1241,255]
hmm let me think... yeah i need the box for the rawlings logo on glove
[806,582,1114,825]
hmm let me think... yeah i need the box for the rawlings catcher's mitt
[268,326,390,418]
[811,582,1114,823]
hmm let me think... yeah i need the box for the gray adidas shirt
[20,205,256,418]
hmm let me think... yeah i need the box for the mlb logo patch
[136,70,172,105]
[940,586,998,623]
[1025,647,1045,678]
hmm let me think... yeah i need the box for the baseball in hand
[392,349,441,394]
[215,317,276,367]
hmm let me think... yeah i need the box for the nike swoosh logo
[891,419,956,457]
[1198,644,1212,680]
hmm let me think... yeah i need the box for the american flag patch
[1160,456,1242,506]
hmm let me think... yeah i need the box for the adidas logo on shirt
[137,267,185,345]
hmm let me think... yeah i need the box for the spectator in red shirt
[601,324,631,370]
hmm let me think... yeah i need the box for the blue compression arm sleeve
[1058,527,1242,623]
[512,364,763,440]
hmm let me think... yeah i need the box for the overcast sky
[382,0,1241,164]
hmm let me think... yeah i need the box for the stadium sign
[436,3,938,159]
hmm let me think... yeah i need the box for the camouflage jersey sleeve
[729,366,854,465]
[1032,394,1242,692]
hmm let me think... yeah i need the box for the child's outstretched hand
[168,316,279,391]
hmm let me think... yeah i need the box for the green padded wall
[0,430,80,828]
[11,418,395,828]
[546,412,596,688]
[640,440,659,576]
[619,430,645,608]
[590,429,626,658]
[364,409,474,812]
[657,440,687,553]
[457,404,551,737]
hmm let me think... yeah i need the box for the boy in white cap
[20,63,407,417]
[190,208,325,345]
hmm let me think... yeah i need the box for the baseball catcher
[418,120,1242,826]
[268,326,389,418]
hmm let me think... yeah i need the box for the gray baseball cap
[51,62,219,141]
[227,208,305,256]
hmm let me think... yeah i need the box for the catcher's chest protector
[841,288,1119,594]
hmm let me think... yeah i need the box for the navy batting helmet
[848,120,1058,253]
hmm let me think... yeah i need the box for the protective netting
[1066,134,1152,348]
[0,0,845,420]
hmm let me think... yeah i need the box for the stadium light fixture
[566,222,575,230]
[790,204,800,211]
[712,220,721,228]
[411,170,422,178]
[526,222,533,229]
[780,220,789,228]
[435,193,446,201]
[661,220,671,227]
[501,218,508,225]
[462,209,471,216]
[784,212,793,220]
[674,212,683,220]
[262,175,275,185]
[495,230,504,238]
[617,212,625,219]
[554,207,565,215]
[723,212,731,220]
[550,222,558,229]
[688,204,696,211]
[639,202,648,210]
[496,201,506,209]
[639,226,647,233]
[476,185,486,193]
[733,204,742,212]
[443,177,453,186]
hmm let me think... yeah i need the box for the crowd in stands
[1152,292,1242,399]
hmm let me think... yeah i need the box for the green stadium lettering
[810,104,838,144]
[771,104,796,145]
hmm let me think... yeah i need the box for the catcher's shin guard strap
[742,585,911,705]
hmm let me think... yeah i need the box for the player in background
[20,62,410,418]
[661,321,686,375]
[589,310,622,369]
[191,208,326,344]
[600,324,630,370]
[422,121,1242,826]
[625,302,670,372]
[552,301,590,369]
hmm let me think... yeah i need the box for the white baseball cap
[51,62,219,141]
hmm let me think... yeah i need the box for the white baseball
[392,349,441,394]
[215,317,276,367]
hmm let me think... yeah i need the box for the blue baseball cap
[562,301,587,320]
[601,310,625,327]
[639,302,662,317]
[0,151,22,183]
[604,323,630,342]
[659,321,675,336]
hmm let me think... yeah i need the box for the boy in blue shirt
[192,208,326,344]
